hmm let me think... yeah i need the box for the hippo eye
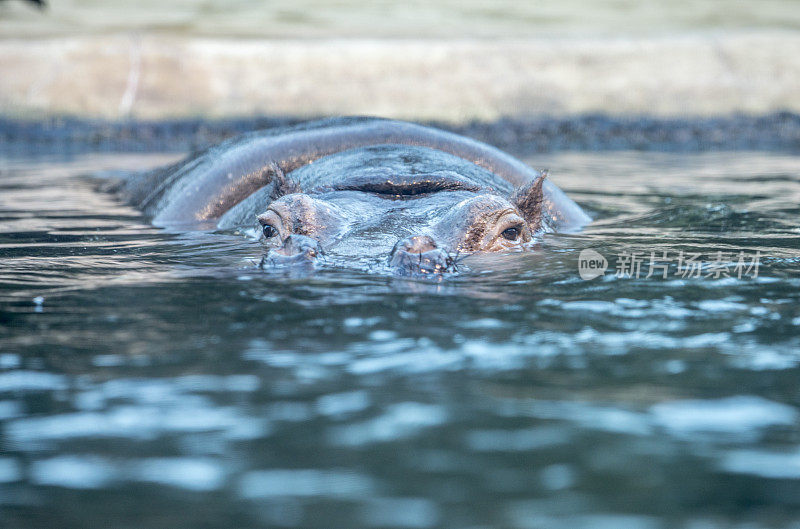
[501,226,521,241]
[262,224,278,238]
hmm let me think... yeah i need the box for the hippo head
[257,179,545,275]
[221,145,549,276]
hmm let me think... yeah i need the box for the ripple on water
[6,402,269,447]
[327,402,447,447]
[237,469,376,499]
[720,449,800,479]
[29,455,226,491]
[0,371,68,392]
[649,396,798,441]
[361,497,440,529]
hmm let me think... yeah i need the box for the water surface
[1,149,800,528]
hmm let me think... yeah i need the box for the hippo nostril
[392,235,438,256]
[278,234,323,258]
[261,234,323,269]
[388,235,455,275]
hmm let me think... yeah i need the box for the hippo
[115,117,590,275]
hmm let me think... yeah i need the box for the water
[1,148,800,528]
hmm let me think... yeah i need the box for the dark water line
[1,112,799,157]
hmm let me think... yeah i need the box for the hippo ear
[511,171,547,233]
[266,162,301,200]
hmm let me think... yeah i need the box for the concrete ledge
[2,33,800,122]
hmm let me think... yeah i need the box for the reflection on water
[1,151,800,528]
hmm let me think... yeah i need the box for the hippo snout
[388,235,454,275]
[260,234,323,269]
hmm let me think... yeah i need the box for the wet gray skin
[259,189,527,274]
[256,187,530,275]
[115,117,591,275]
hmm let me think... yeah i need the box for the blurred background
[1,0,799,122]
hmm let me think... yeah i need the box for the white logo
[578,249,608,280]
